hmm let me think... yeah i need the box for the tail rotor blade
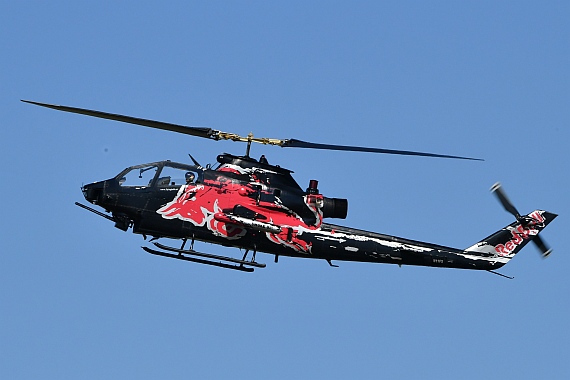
[533,235,552,258]
[491,182,522,220]
[491,183,554,258]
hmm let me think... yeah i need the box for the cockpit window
[157,166,200,187]
[119,165,158,187]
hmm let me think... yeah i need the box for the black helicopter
[23,100,556,276]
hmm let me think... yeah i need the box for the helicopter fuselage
[80,153,550,272]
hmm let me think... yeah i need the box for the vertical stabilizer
[465,210,557,265]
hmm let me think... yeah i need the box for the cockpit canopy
[116,161,202,188]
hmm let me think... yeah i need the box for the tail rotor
[491,182,553,258]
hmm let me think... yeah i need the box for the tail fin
[465,210,557,264]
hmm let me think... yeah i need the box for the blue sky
[1,1,569,379]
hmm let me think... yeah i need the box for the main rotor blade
[281,138,483,161]
[490,182,522,220]
[22,100,484,161]
[22,100,216,139]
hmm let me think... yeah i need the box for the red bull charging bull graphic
[156,163,324,253]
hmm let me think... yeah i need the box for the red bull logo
[157,183,247,239]
[156,173,324,253]
[494,211,545,256]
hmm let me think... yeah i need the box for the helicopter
[23,100,556,276]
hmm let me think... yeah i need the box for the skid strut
[142,242,265,272]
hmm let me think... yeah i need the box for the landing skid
[142,242,266,272]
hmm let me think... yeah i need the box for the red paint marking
[157,171,324,252]
[494,211,545,256]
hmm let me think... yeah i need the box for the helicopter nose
[82,181,105,204]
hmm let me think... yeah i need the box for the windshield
[118,165,159,188]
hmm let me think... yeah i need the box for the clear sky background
[1,1,568,379]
